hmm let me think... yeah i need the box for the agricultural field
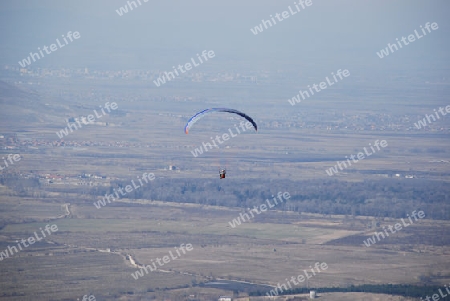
[1,196,449,300]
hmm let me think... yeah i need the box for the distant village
[3,65,448,133]
[0,133,179,185]
[4,65,259,84]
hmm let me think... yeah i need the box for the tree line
[2,174,449,220]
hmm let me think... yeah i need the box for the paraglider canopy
[185,108,257,134]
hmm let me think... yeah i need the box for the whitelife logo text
[326,139,388,176]
[94,172,155,209]
[0,224,58,261]
[363,210,425,247]
[288,69,350,106]
[376,22,438,59]
[250,0,313,35]
[56,102,118,139]
[153,50,215,87]
[18,31,81,68]
[131,243,193,280]
[190,121,255,158]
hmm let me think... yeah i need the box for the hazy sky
[0,0,449,70]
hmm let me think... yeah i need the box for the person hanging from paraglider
[185,108,258,178]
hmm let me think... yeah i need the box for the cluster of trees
[250,284,448,298]
[2,173,449,220]
[0,174,40,196]
[91,177,449,220]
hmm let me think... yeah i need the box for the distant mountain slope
[0,80,44,130]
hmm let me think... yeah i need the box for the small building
[218,296,232,301]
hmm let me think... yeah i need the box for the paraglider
[184,108,257,134]
[185,108,257,178]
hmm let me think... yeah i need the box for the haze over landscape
[0,1,450,300]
